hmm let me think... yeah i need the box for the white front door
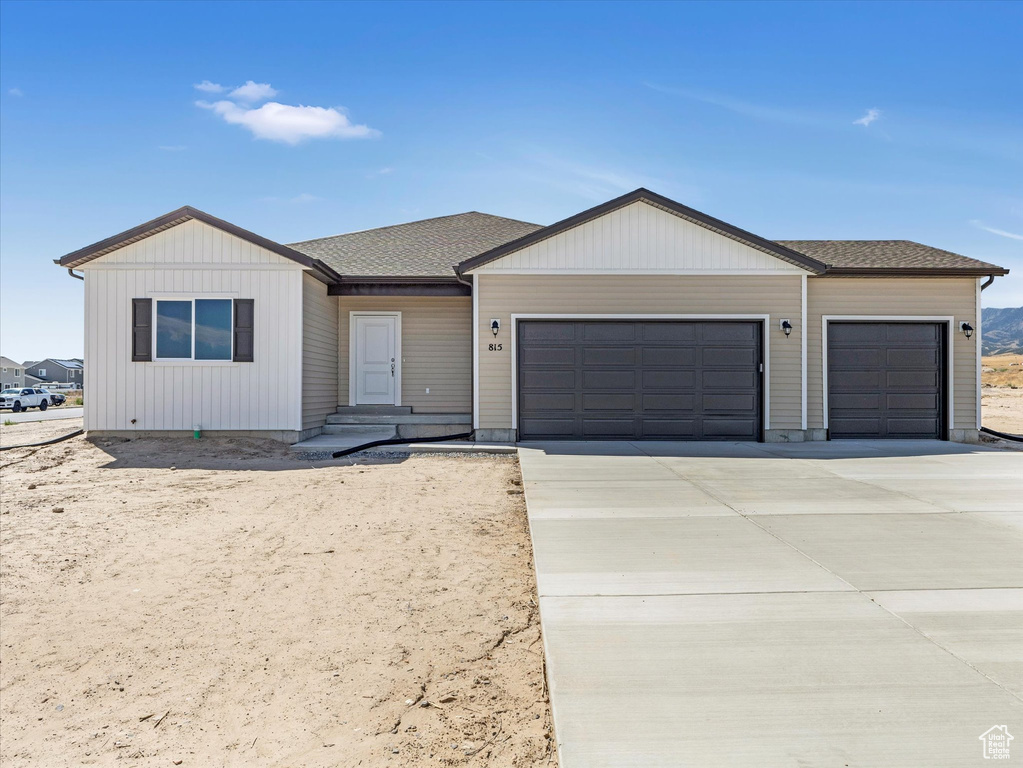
[354,315,397,405]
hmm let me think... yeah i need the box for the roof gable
[459,189,827,275]
[57,206,342,282]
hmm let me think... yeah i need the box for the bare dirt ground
[982,354,1023,436]
[0,422,556,767]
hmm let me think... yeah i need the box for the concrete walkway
[518,440,1023,767]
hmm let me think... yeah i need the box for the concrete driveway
[518,440,1023,767]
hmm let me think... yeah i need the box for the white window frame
[153,297,235,363]
[38,368,46,377]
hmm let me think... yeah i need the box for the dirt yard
[982,353,1023,435]
[0,421,556,767]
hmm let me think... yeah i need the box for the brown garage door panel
[828,322,944,440]
[517,320,762,441]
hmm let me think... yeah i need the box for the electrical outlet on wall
[425,387,430,394]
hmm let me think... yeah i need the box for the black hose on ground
[980,426,1023,443]
[0,429,85,452]
[331,431,476,459]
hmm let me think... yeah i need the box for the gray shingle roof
[777,240,1006,273]
[289,212,1005,278]
[289,212,543,278]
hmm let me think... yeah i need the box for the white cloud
[853,108,881,127]
[366,166,395,179]
[158,145,187,151]
[197,99,379,144]
[8,87,23,97]
[194,80,226,93]
[971,219,1023,241]
[228,80,277,103]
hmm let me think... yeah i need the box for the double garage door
[827,322,946,439]
[516,319,947,441]
[517,321,762,440]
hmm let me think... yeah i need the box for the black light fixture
[960,321,974,340]
[780,319,793,337]
[491,319,501,337]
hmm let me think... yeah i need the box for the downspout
[976,274,1022,440]
[453,267,477,439]
[66,268,84,280]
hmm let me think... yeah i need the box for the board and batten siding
[471,201,806,274]
[337,297,472,413]
[302,273,340,431]
[475,274,804,431]
[82,219,304,433]
[806,277,979,431]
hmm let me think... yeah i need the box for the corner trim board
[800,274,807,431]
[472,274,479,430]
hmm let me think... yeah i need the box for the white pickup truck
[0,387,51,412]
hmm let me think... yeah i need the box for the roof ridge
[288,211,540,247]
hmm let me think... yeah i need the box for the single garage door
[517,320,762,440]
[828,322,945,439]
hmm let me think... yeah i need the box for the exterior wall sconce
[490,319,501,336]
[779,319,793,337]
[959,321,974,339]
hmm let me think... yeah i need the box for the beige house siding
[806,277,979,432]
[338,297,472,413]
[81,220,304,433]
[301,273,339,431]
[476,274,803,432]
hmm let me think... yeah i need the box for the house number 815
[489,343,503,351]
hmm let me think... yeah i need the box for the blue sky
[1,0,1021,362]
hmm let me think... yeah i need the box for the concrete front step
[326,412,472,426]
[335,405,412,416]
[321,424,400,436]
[290,428,397,453]
[324,423,471,439]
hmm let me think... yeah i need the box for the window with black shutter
[131,298,152,361]
[233,299,254,362]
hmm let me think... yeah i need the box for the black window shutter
[233,299,254,362]
[131,298,152,362]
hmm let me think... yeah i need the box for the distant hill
[982,306,1023,355]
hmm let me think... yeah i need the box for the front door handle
[391,362,395,377]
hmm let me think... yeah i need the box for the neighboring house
[56,188,1009,443]
[1,356,27,390]
[24,358,84,388]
